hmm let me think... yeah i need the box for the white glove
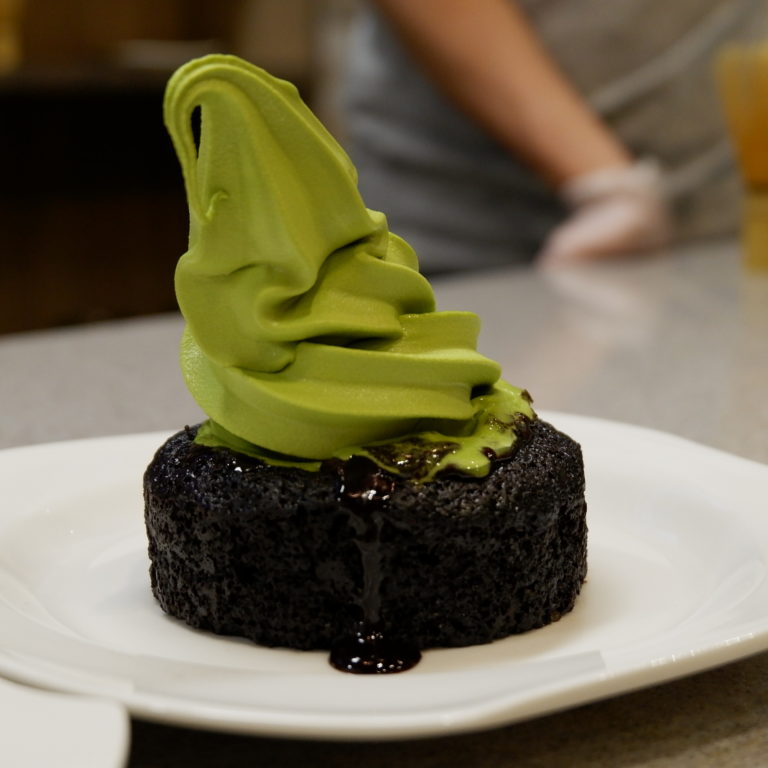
[537,160,671,267]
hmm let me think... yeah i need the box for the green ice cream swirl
[164,55,534,479]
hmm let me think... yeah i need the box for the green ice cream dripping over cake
[164,54,534,480]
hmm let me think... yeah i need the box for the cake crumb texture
[143,420,587,650]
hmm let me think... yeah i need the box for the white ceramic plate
[1,413,767,741]
[0,677,129,768]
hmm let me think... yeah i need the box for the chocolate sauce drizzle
[329,456,421,674]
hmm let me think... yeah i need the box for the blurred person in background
[340,0,766,273]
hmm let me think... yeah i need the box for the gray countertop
[1,239,767,766]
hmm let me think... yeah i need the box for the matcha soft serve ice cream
[164,54,533,479]
[144,55,587,672]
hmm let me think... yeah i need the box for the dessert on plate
[144,55,587,673]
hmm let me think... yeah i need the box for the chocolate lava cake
[143,418,587,655]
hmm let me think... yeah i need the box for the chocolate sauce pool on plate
[329,456,421,674]
[329,622,420,674]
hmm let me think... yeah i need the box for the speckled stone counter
[1,239,767,767]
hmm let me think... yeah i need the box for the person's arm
[371,0,670,263]
[372,0,630,186]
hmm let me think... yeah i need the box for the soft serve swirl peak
[164,55,533,476]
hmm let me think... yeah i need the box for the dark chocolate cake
[144,418,587,657]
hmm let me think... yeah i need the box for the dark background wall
[0,0,328,333]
